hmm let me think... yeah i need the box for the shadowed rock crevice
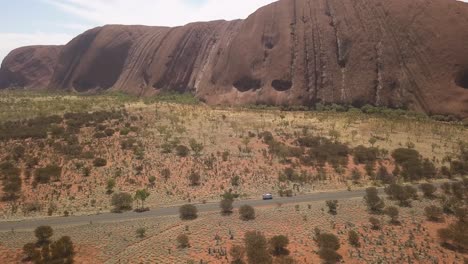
[233,76,262,92]
[262,35,277,49]
[272,79,293,91]
[73,42,131,92]
[455,69,468,89]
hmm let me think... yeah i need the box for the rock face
[0,45,62,89]
[1,0,468,117]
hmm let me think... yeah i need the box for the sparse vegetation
[384,206,400,224]
[364,187,385,213]
[239,205,255,221]
[348,230,360,247]
[269,235,290,256]
[244,231,271,264]
[24,226,74,263]
[317,233,342,263]
[111,192,133,213]
[0,91,466,263]
[220,198,234,215]
[177,234,190,248]
[420,183,437,199]
[325,200,338,215]
[179,204,198,220]
[425,205,444,222]
[136,227,146,238]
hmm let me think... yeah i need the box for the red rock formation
[1,0,468,117]
[0,45,62,89]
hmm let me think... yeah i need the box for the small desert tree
[230,245,245,264]
[93,158,107,167]
[25,227,75,263]
[420,183,437,199]
[49,236,75,263]
[188,171,201,186]
[326,200,338,215]
[348,230,360,247]
[384,206,400,224]
[148,176,156,187]
[134,189,150,210]
[239,205,255,221]
[244,231,271,264]
[220,199,234,215]
[136,227,146,238]
[179,204,198,220]
[106,178,116,194]
[35,226,53,245]
[438,220,468,249]
[351,168,361,183]
[269,235,289,256]
[317,233,340,250]
[111,192,133,213]
[369,217,381,230]
[161,168,171,181]
[317,233,341,263]
[364,187,385,213]
[425,205,443,222]
[177,234,190,248]
[189,139,204,156]
[176,145,190,157]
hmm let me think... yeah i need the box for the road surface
[1,179,452,232]
[0,188,368,231]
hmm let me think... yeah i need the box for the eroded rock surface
[1,0,468,117]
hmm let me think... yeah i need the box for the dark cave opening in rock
[271,79,292,91]
[455,69,468,89]
[233,76,261,92]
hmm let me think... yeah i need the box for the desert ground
[0,197,465,263]
[0,91,466,263]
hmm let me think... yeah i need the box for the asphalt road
[0,188,369,232]
[1,179,453,232]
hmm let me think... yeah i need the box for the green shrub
[231,175,240,186]
[425,205,443,222]
[177,234,190,248]
[391,148,430,181]
[297,136,349,167]
[179,204,198,220]
[244,231,271,264]
[93,158,107,167]
[136,228,146,238]
[369,217,381,230]
[326,200,338,215]
[420,183,437,198]
[229,245,245,264]
[353,145,379,165]
[188,171,201,186]
[348,230,360,247]
[318,248,342,263]
[364,187,385,213]
[220,199,234,215]
[176,145,190,157]
[239,205,255,221]
[317,233,340,250]
[104,129,115,137]
[35,226,53,245]
[35,165,62,184]
[384,206,400,224]
[438,219,468,249]
[111,192,133,213]
[189,139,204,156]
[269,235,289,256]
[120,127,131,135]
[93,132,107,139]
